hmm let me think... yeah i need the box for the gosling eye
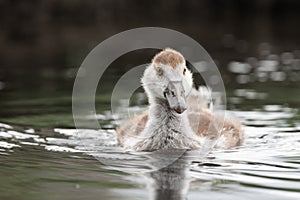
[163,88,169,98]
[183,68,186,75]
[171,90,175,96]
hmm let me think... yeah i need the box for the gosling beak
[173,105,186,114]
[164,81,187,114]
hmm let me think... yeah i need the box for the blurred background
[0,0,299,127]
[1,2,300,200]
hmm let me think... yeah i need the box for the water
[1,1,300,198]
[1,30,300,199]
[1,54,300,200]
[0,102,300,200]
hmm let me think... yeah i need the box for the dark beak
[164,81,187,114]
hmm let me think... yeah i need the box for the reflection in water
[91,149,192,200]
[147,155,190,200]
[228,48,300,85]
[1,1,300,200]
[0,102,300,200]
[0,40,300,200]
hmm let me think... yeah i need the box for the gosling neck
[146,97,191,136]
[135,96,200,150]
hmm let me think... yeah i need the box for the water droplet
[258,42,271,58]
[65,67,77,79]
[228,61,252,74]
[236,75,250,84]
[292,59,300,70]
[246,57,258,68]
[209,75,220,85]
[193,61,207,72]
[264,105,282,112]
[270,71,286,82]
[268,54,279,62]
[258,60,278,72]
[281,52,294,65]
[256,72,268,82]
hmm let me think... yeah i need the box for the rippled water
[1,46,300,199]
[1,83,300,199]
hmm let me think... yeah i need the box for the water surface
[0,48,300,200]
[1,90,300,199]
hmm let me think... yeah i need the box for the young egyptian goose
[116,48,243,151]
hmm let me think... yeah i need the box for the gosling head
[142,48,193,114]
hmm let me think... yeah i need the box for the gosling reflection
[146,153,190,200]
